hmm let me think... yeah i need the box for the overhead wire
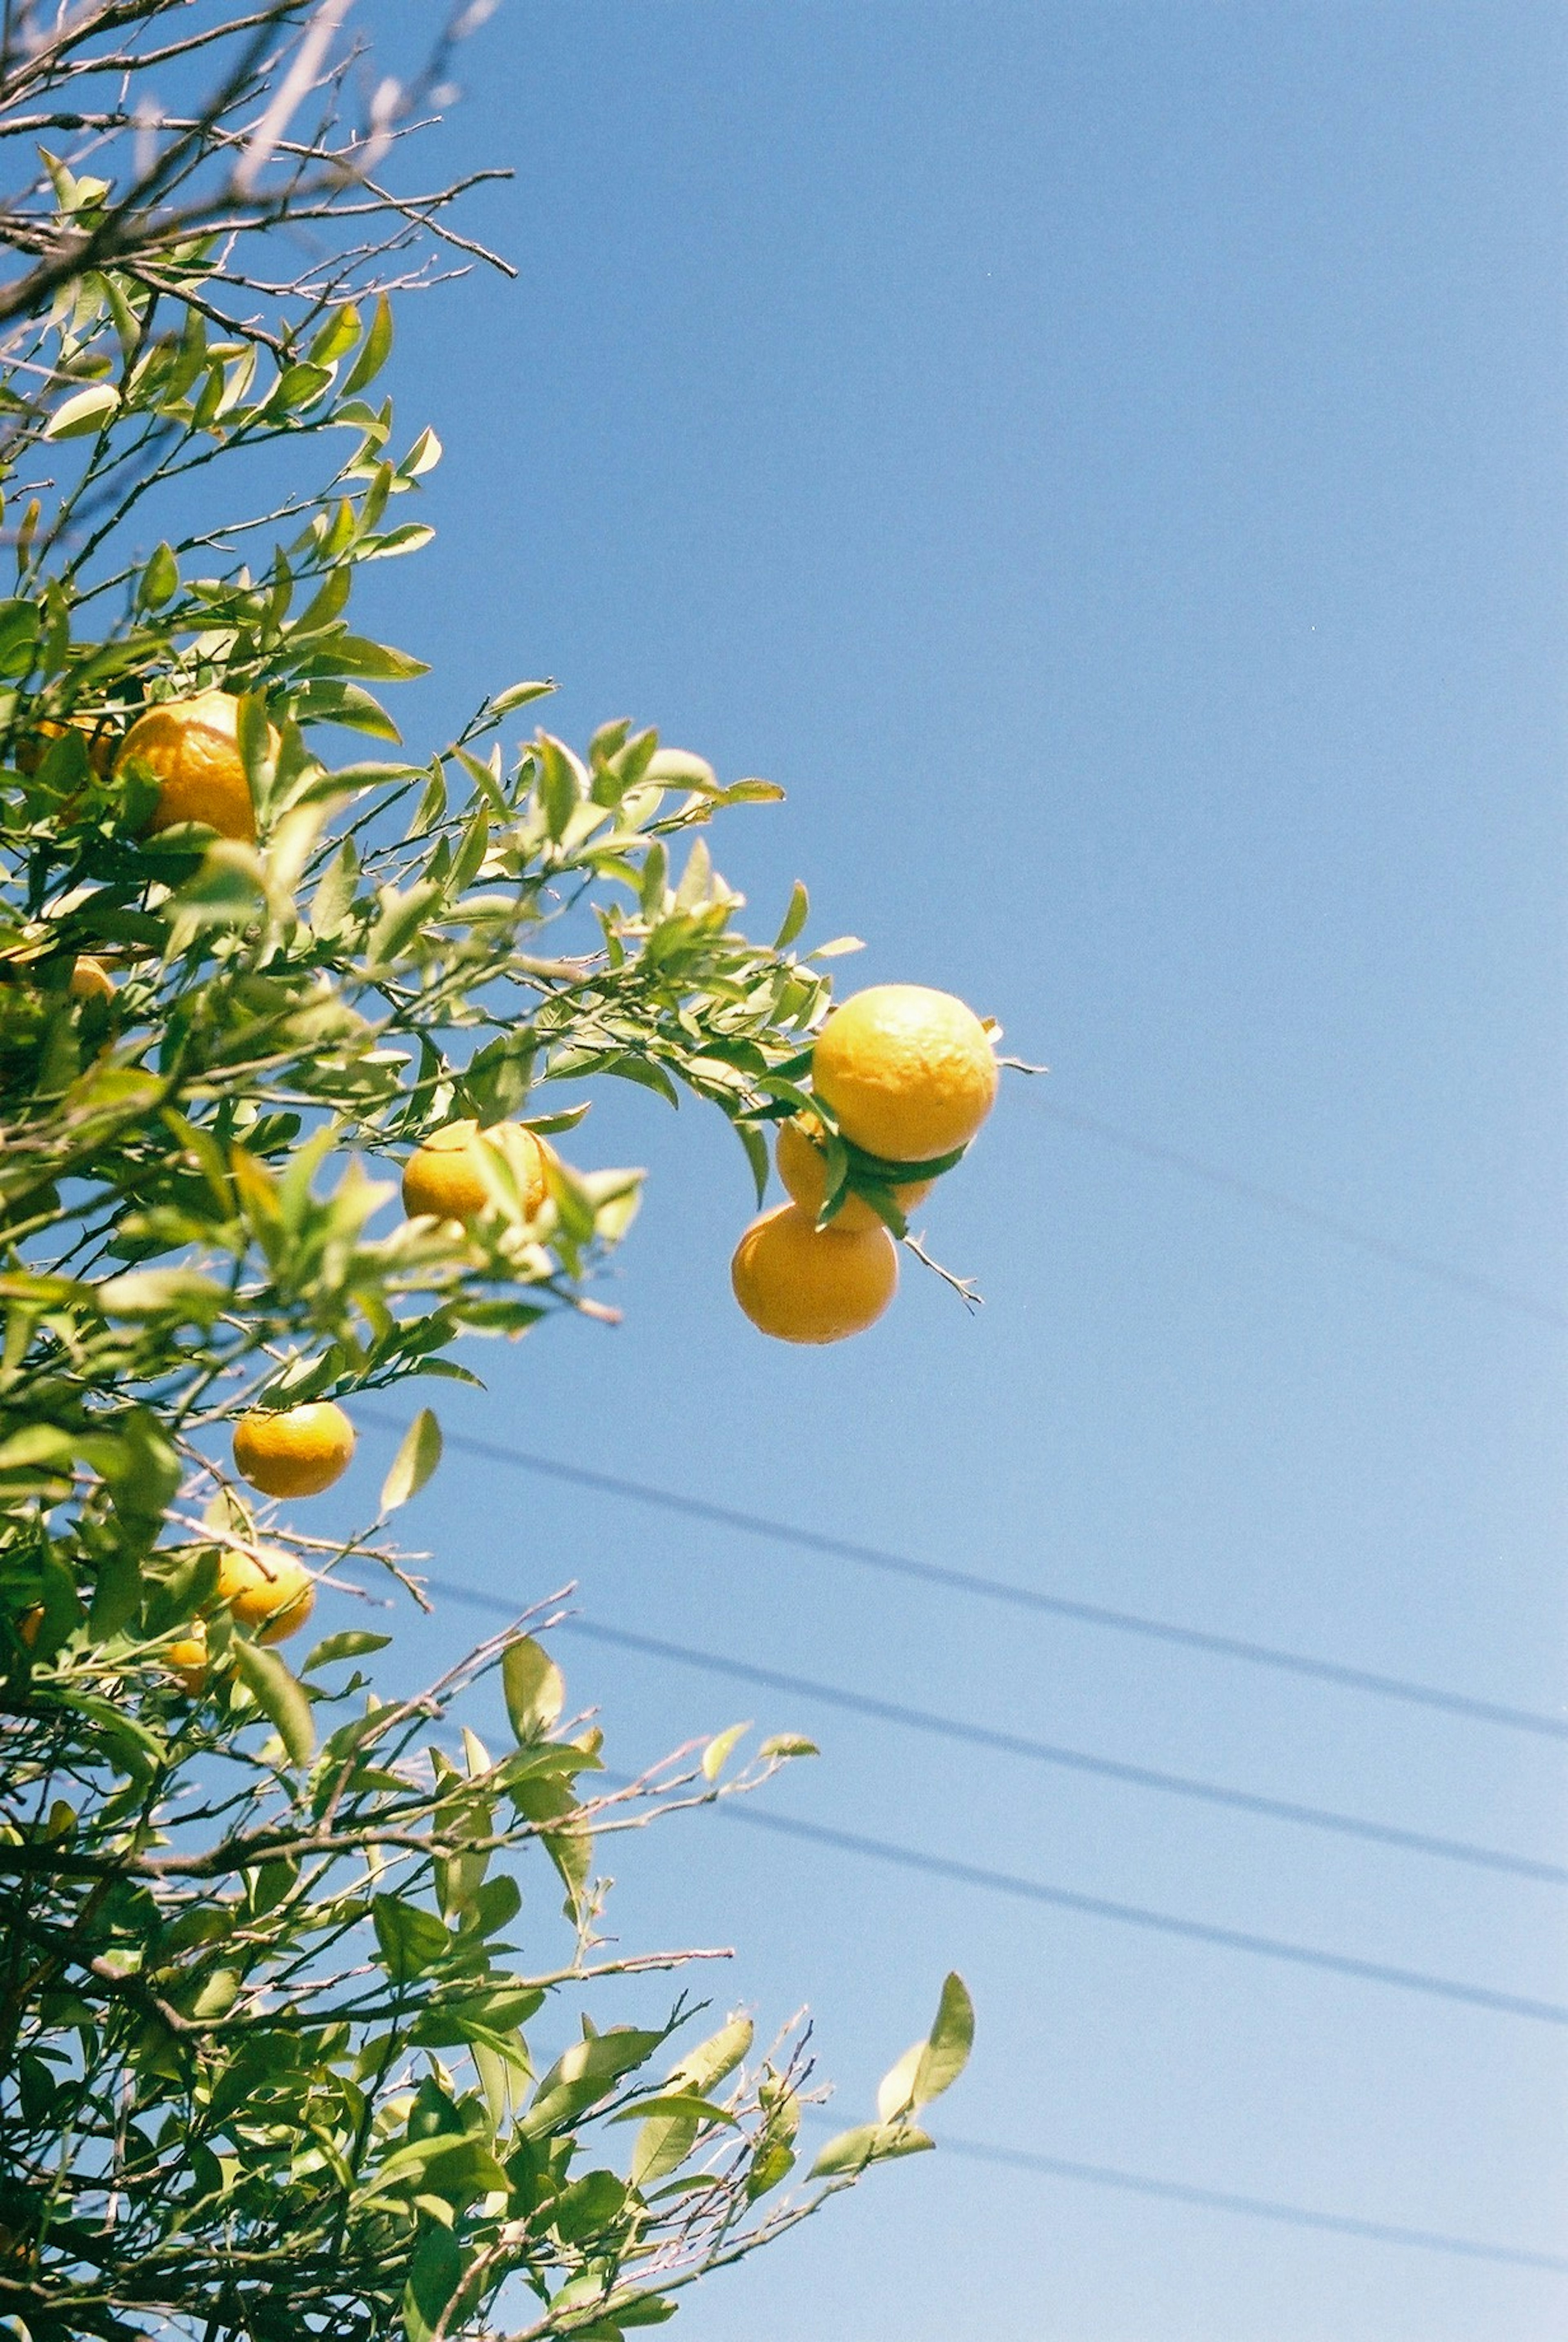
[699,1802,1568,2028]
[419,1575,1561,1881]
[1028,1094,1568,1331]
[359,1413,1568,1742]
[842,2126,1568,2276]
[548,1614,1568,1886]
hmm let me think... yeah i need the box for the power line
[537,1614,1564,1887]
[1029,1095,1568,1331]
[858,2127,1568,2276]
[361,1413,1568,1743]
[427,1578,1561,1881]
[699,1803,1568,2028]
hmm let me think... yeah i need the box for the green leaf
[379,1407,442,1514]
[269,361,333,412]
[371,1894,452,1983]
[630,2109,698,2188]
[773,880,810,950]
[369,2131,507,2204]
[95,1269,226,1326]
[0,598,39,676]
[138,541,179,610]
[303,1629,392,1672]
[610,2091,740,2128]
[308,300,362,367]
[519,2028,665,2139]
[44,382,120,439]
[167,841,267,927]
[318,633,430,682]
[367,878,442,967]
[502,1636,564,1744]
[757,1733,819,1761]
[669,2016,753,2094]
[537,733,583,840]
[746,2135,797,2199]
[341,293,394,395]
[808,2121,935,2180]
[232,1641,314,1766]
[877,1972,973,2119]
[644,747,717,791]
[399,424,443,478]
[488,678,555,715]
[736,1117,770,1206]
[913,1970,974,2107]
[702,1721,750,1781]
[402,2223,463,2342]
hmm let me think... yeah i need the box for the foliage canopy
[0,9,972,2340]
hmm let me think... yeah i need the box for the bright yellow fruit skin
[811,983,997,1163]
[232,1402,355,1498]
[118,689,258,842]
[402,1120,547,1225]
[166,1622,209,1694]
[731,1202,898,1344]
[217,1547,314,1644]
[775,1116,932,1234]
[69,956,115,1004]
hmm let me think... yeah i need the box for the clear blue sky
[330,7,1566,2335]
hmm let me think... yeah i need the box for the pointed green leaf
[232,1640,314,1766]
[702,1721,750,1781]
[502,1636,564,1743]
[773,880,809,951]
[379,1408,442,1514]
[487,678,555,715]
[342,293,393,395]
[912,1970,974,2107]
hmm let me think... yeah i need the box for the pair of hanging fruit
[732,984,998,1344]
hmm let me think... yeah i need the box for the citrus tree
[0,9,990,2338]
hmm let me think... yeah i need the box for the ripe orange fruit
[232,1402,355,1498]
[216,1546,314,1643]
[731,1201,898,1344]
[812,984,997,1163]
[401,1119,547,1226]
[166,1621,209,1694]
[17,1605,42,1649]
[68,956,115,1005]
[117,689,261,842]
[775,1114,932,1234]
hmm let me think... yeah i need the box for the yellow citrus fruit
[69,956,115,1005]
[217,1546,314,1644]
[166,1621,209,1694]
[232,1402,355,1498]
[402,1119,548,1226]
[18,715,116,778]
[117,689,259,842]
[731,1201,898,1344]
[17,1605,42,1649]
[811,983,998,1163]
[775,1114,932,1234]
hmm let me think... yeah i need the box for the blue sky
[320,6,1565,2335]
